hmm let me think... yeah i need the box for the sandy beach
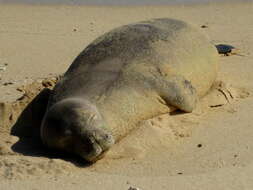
[0,1,253,189]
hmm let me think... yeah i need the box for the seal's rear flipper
[157,75,198,113]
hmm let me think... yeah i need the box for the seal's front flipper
[157,75,198,112]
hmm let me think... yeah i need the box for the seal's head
[41,98,114,162]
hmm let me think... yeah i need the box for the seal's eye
[64,129,72,136]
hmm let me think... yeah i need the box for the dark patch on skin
[197,144,202,148]
[183,79,195,95]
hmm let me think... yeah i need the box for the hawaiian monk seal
[41,18,219,162]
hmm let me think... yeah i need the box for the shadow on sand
[10,88,89,167]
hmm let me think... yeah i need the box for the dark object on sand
[215,44,239,56]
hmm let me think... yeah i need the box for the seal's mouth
[76,132,115,162]
[82,141,103,162]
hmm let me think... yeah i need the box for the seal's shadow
[10,88,89,167]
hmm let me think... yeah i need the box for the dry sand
[0,1,253,190]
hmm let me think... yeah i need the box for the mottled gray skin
[41,18,219,162]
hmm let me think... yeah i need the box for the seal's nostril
[87,136,96,144]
